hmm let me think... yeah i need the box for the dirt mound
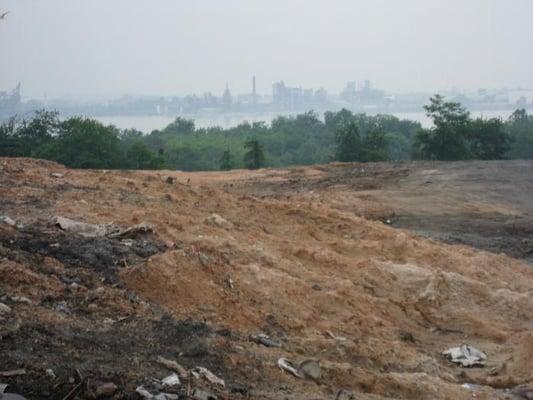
[1,158,532,399]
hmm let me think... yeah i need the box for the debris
[0,215,16,227]
[325,330,347,342]
[50,173,64,178]
[198,252,210,267]
[192,388,217,400]
[0,369,26,377]
[250,333,282,348]
[461,383,482,391]
[156,356,188,378]
[512,386,533,400]
[53,216,153,239]
[311,283,323,291]
[9,296,32,305]
[442,344,487,367]
[136,386,154,399]
[161,373,180,387]
[278,358,321,380]
[45,369,56,379]
[154,394,179,400]
[191,367,225,387]
[0,303,12,315]
[95,382,118,398]
[205,214,233,229]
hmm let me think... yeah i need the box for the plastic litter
[277,358,321,380]
[0,215,16,227]
[161,373,180,387]
[442,344,486,367]
[191,367,225,387]
[250,333,282,348]
[53,216,153,239]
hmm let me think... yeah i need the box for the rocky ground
[0,158,532,399]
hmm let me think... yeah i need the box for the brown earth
[0,157,532,400]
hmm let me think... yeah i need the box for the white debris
[191,367,225,387]
[136,386,154,399]
[0,303,12,315]
[443,344,487,367]
[0,215,16,227]
[278,358,321,380]
[161,373,180,387]
[204,213,233,229]
[53,216,153,239]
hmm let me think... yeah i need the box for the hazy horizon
[1,0,533,99]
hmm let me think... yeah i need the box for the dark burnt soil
[0,222,167,282]
[393,215,533,263]
[0,223,243,400]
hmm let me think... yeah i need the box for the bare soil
[1,158,532,400]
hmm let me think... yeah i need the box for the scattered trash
[9,296,32,305]
[95,382,118,398]
[0,215,16,227]
[136,386,154,399]
[512,386,533,400]
[0,303,12,315]
[192,388,217,400]
[278,358,321,380]
[191,367,225,387]
[0,369,26,377]
[156,356,188,378]
[53,216,153,239]
[205,214,233,229]
[45,369,56,379]
[442,344,487,367]
[250,333,282,348]
[50,173,64,178]
[385,219,392,225]
[461,383,482,391]
[325,331,347,342]
[161,373,180,387]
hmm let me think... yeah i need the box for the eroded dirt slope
[1,158,532,400]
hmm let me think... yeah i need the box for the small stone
[0,302,12,315]
[205,213,233,229]
[50,173,64,178]
[87,303,98,312]
[0,215,16,226]
[311,283,322,291]
[46,369,56,379]
[96,382,118,398]
[192,388,217,400]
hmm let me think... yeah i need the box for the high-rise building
[252,76,257,107]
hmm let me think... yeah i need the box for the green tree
[219,149,234,170]
[506,109,533,159]
[413,95,471,160]
[335,122,361,162]
[126,140,165,169]
[469,117,511,160]
[37,117,123,168]
[361,128,389,162]
[243,139,265,169]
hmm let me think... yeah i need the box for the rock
[45,369,56,379]
[278,358,321,380]
[50,173,64,178]
[512,386,533,400]
[311,283,323,291]
[95,382,118,398]
[165,176,174,184]
[205,214,233,229]
[0,303,12,315]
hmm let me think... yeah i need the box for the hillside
[1,158,532,399]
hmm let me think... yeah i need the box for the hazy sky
[1,0,532,99]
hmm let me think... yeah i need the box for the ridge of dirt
[1,157,532,399]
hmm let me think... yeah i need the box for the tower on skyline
[252,75,257,107]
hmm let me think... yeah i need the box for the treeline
[1,95,533,171]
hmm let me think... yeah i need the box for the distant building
[222,84,233,110]
[340,80,384,105]
[0,83,21,117]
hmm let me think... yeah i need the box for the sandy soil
[1,158,532,400]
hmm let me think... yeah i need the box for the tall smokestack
[252,75,257,107]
